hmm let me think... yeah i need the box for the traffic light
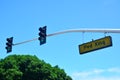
[38,26,47,45]
[5,37,13,53]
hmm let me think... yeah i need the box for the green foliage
[0,55,72,80]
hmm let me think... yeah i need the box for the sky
[0,0,120,80]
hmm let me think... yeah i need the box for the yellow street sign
[79,36,112,54]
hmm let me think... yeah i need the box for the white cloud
[72,69,104,78]
[92,69,105,74]
[71,67,120,80]
[108,67,120,73]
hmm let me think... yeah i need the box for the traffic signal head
[38,26,47,45]
[5,37,13,53]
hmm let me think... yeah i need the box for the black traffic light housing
[5,37,13,53]
[38,26,47,45]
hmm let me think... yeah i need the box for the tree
[0,55,72,80]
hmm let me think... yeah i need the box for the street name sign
[79,36,112,54]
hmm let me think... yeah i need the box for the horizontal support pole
[13,28,120,46]
[47,28,120,37]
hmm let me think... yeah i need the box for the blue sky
[0,0,120,80]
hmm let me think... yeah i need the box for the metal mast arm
[13,28,120,46]
[47,28,120,37]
